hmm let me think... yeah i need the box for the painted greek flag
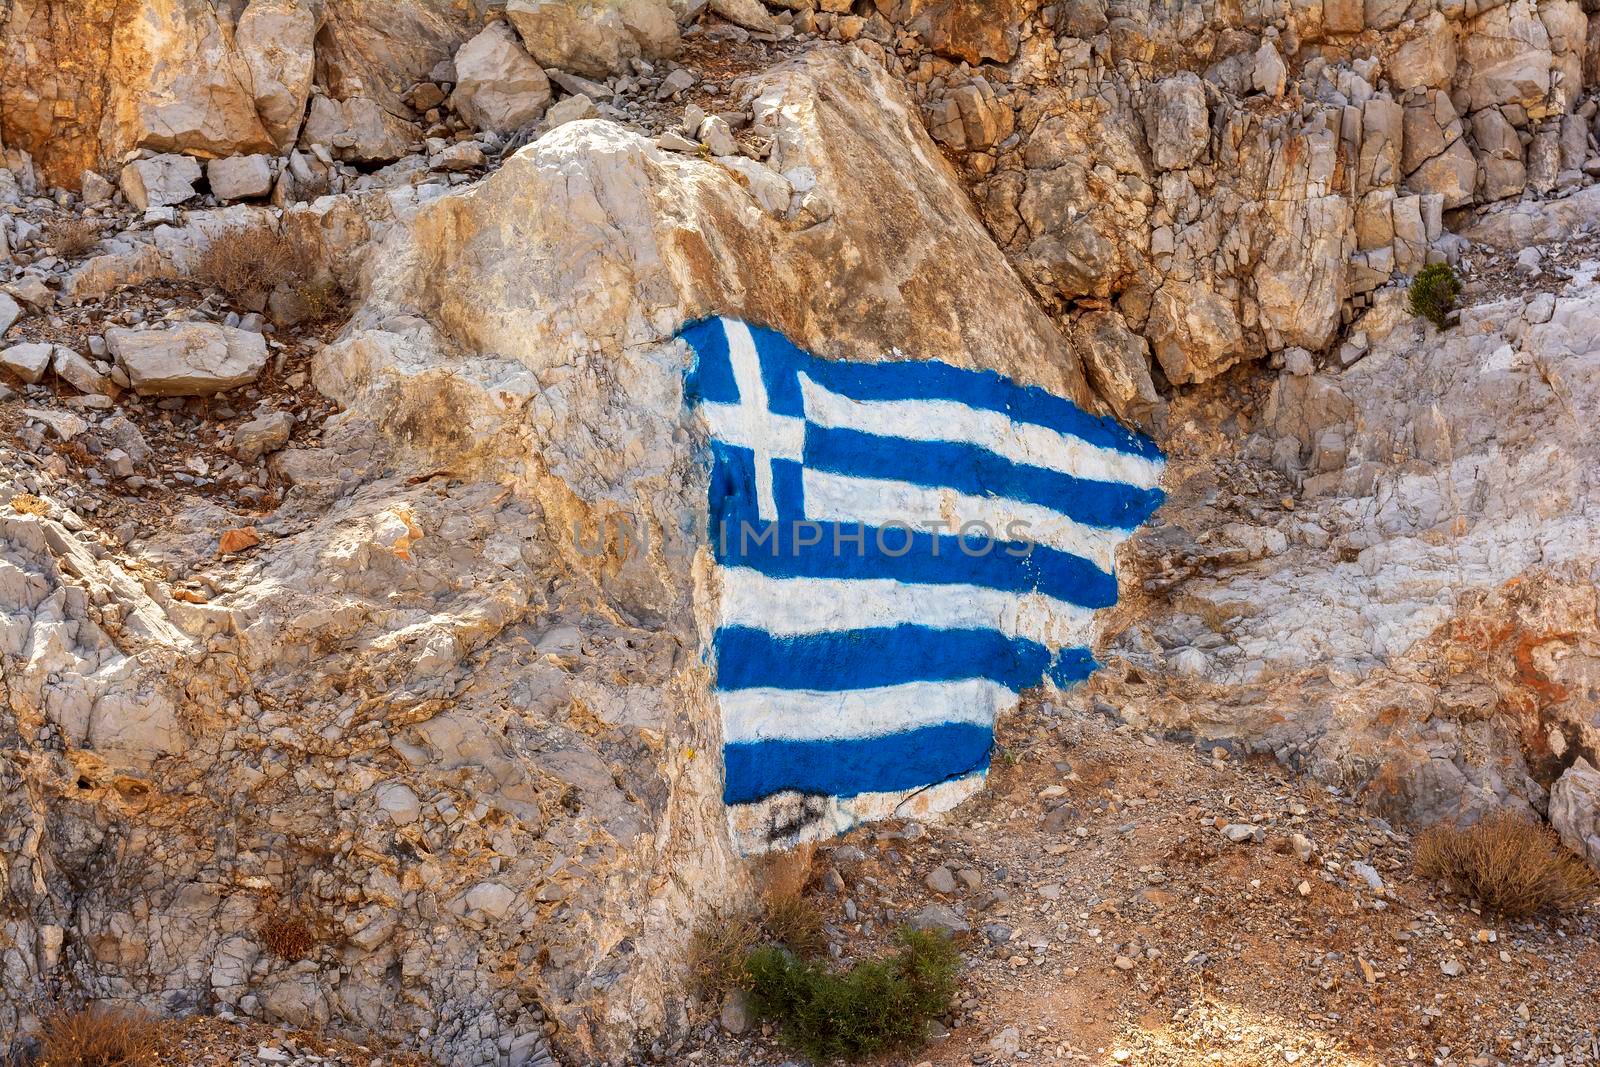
[681,317,1165,852]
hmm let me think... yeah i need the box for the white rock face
[1096,250,1600,832]
[0,44,1108,1065]
[449,22,553,135]
[106,323,269,395]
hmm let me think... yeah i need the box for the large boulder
[507,0,681,80]
[119,153,202,210]
[107,322,270,395]
[449,22,553,135]
[1145,280,1245,385]
[1550,758,1600,870]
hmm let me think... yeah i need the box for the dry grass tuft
[45,217,102,258]
[761,887,826,958]
[260,915,316,960]
[687,909,761,1000]
[37,1005,162,1067]
[1416,812,1598,918]
[192,225,298,300]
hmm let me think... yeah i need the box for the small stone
[218,526,261,555]
[543,94,598,128]
[656,68,697,99]
[108,323,269,396]
[908,904,969,937]
[231,410,295,462]
[924,865,957,894]
[1514,246,1542,275]
[1440,958,1464,977]
[1114,955,1136,970]
[699,115,738,156]
[53,347,113,395]
[1291,833,1315,862]
[81,170,116,205]
[120,153,202,211]
[1349,861,1384,893]
[657,131,701,153]
[429,142,485,172]
[1221,823,1261,843]
[719,989,751,1035]
[0,294,19,336]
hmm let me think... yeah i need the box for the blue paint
[683,317,1161,460]
[678,317,1165,835]
[708,446,1121,609]
[804,425,1165,531]
[723,723,994,805]
[713,624,1091,693]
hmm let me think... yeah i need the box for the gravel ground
[675,704,1600,1067]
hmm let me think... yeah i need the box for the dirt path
[683,704,1600,1067]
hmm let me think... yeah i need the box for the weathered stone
[1073,311,1161,431]
[107,323,270,396]
[300,95,420,165]
[52,346,113,395]
[1550,758,1600,870]
[709,0,778,31]
[450,22,554,135]
[0,294,17,337]
[231,410,295,462]
[1144,74,1211,171]
[886,0,1027,65]
[0,342,53,383]
[207,155,275,202]
[1388,12,1457,90]
[236,0,319,148]
[1146,281,1246,385]
[544,94,599,129]
[119,154,202,211]
[507,0,681,80]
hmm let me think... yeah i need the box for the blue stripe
[804,425,1165,531]
[723,723,992,804]
[713,625,1087,692]
[679,317,1164,461]
[681,318,737,405]
[708,446,1119,608]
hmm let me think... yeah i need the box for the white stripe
[700,402,804,458]
[799,374,1164,490]
[719,679,1016,743]
[727,774,985,854]
[718,569,1096,646]
[723,319,786,520]
[802,469,1124,572]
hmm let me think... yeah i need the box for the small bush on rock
[1406,262,1462,329]
[193,225,298,301]
[1416,812,1598,917]
[260,915,316,960]
[745,927,959,1062]
[37,1005,162,1067]
[45,217,101,258]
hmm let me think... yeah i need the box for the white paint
[802,469,1124,572]
[719,678,1016,743]
[718,569,1096,646]
[720,319,791,520]
[799,373,1164,490]
[726,773,986,854]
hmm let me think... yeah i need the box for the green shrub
[1406,262,1462,329]
[746,927,959,1062]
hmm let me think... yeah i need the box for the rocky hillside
[1,0,1598,1065]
